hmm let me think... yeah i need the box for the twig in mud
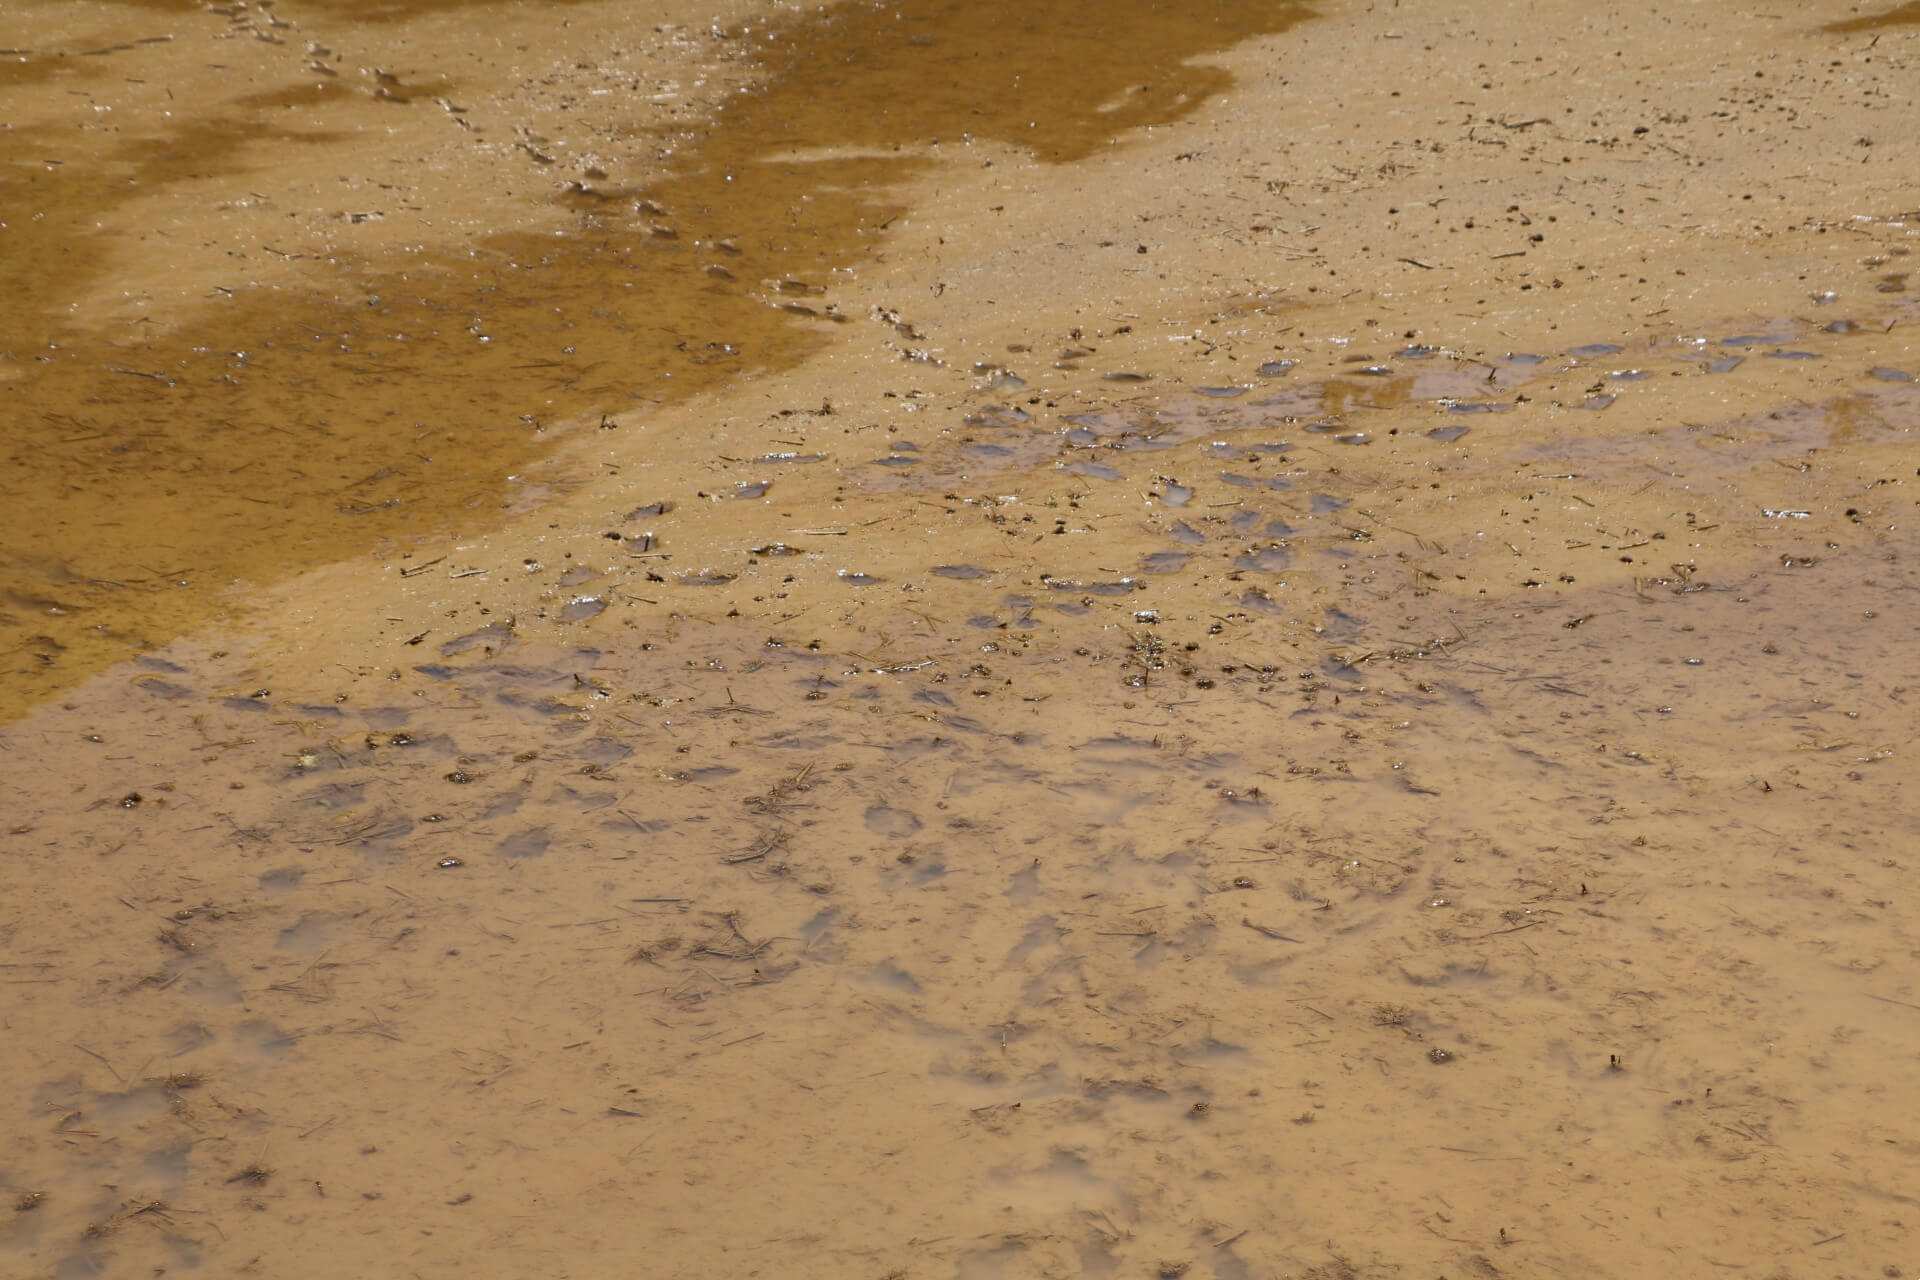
[726,829,789,865]
[688,938,770,961]
[85,1199,180,1238]
[398,555,447,578]
[1468,921,1538,938]
[688,912,776,961]
[1242,918,1301,942]
[744,766,815,815]
[268,953,335,1002]
[72,1044,124,1083]
[1866,993,1920,1012]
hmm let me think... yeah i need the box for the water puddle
[0,0,1312,720]
[1824,1,1920,31]
[6,4,1920,1278]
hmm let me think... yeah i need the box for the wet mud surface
[5,1,1920,1277]
[5,520,1917,1278]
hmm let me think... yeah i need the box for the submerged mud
[7,289,1919,1275]
[0,0,1309,719]
[3,518,1916,1278]
[5,1,1920,1278]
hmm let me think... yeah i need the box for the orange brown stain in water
[0,0,1314,720]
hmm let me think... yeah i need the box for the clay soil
[3,1,1918,1277]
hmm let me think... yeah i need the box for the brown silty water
[0,0,1311,720]
[4,1,1920,1278]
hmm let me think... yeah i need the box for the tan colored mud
[4,1,1920,1278]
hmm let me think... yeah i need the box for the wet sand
[3,1,1919,1277]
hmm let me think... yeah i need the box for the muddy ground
[3,1,1918,1277]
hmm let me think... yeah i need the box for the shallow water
[0,0,1311,719]
[7,279,1920,1276]
[4,496,1915,1277]
[7,282,1918,1274]
[5,1,1920,1277]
